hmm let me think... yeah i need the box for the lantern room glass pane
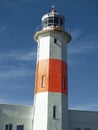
[42,16,64,28]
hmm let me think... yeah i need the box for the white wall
[69,110,98,130]
[0,104,33,130]
[33,92,68,130]
[1,104,98,130]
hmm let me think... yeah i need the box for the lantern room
[41,8,65,30]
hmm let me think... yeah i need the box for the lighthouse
[33,7,71,130]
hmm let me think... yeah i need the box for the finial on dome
[51,4,56,13]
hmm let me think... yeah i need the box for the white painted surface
[69,110,98,130]
[33,93,48,130]
[37,36,50,62]
[0,104,33,130]
[50,34,67,63]
[48,92,68,130]
[37,32,68,63]
[1,104,98,130]
[33,92,68,130]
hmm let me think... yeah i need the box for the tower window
[54,38,57,43]
[53,105,56,119]
[41,75,45,88]
[5,124,12,130]
[62,77,66,90]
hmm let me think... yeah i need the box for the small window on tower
[62,77,66,90]
[41,75,45,88]
[54,38,57,43]
[53,105,56,119]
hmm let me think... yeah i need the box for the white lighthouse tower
[33,7,71,130]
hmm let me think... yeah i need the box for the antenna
[52,4,55,10]
[51,3,56,12]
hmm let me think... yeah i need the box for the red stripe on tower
[35,59,68,95]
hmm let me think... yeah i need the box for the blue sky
[0,0,98,111]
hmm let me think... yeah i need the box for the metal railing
[35,24,70,33]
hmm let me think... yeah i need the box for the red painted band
[35,59,68,95]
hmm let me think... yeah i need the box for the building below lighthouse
[0,8,98,130]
